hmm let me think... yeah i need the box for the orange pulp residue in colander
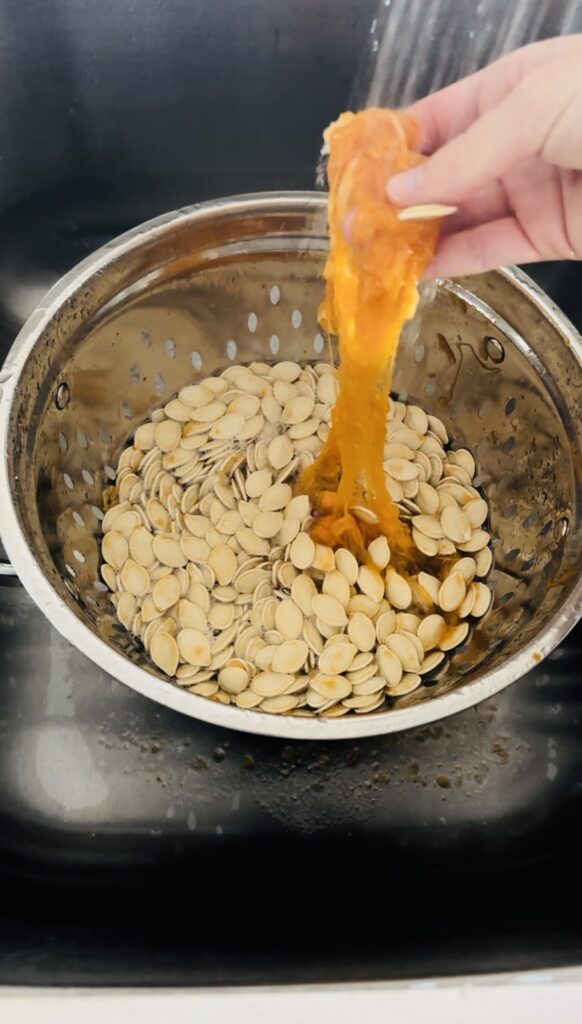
[302,108,442,560]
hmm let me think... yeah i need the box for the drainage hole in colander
[269,335,280,355]
[505,547,521,562]
[558,516,570,539]
[226,340,237,360]
[505,397,517,416]
[154,374,165,395]
[313,332,325,354]
[501,503,517,519]
[165,339,176,359]
[483,336,505,363]
[55,382,70,410]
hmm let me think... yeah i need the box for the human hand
[387,35,582,278]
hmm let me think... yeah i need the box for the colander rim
[1,190,582,740]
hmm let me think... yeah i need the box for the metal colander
[1,192,582,740]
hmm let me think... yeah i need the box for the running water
[316,0,582,184]
[350,0,582,111]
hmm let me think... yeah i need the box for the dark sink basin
[1,0,582,989]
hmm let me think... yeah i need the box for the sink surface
[1,0,582,989]
[1,582,582,986]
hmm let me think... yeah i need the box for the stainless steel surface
[1,574,582,984]
[1,193,582,738]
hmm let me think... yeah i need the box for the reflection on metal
[0,193,581,739]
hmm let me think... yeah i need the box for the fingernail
[387,167,424,203]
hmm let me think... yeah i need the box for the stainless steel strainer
[1,192,582,740]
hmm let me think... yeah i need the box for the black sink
[1,0,582,989]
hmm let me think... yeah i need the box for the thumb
[388,62,577,206]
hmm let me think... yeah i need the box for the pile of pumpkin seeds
[100,360,493,717]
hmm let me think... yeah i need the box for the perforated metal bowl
[1,192,582,739]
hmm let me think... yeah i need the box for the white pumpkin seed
[311,674,351,700]
[376,645,403,687]
[385,569,412,609]
[318,643,357,675]
[368,535,391,570]
[271,639,309,674]
[177,628,211,666]
[470,582,492,617]
[289,532,316,570]
[150,632,179,676]
[102,362,493,719]
[275,599,303,640]
[439,623,470,651]
[438,571,466,613]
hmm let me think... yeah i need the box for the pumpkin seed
[318,642,357,675]
[177,628,211,666]
[376,645,403,687]
[439,623,469,651]
[438,571,466,613]
[368,535,391,570]
[386,569,412,609]
[275,599,304,640]
[102,531,129,571]
[271,639,309,674]
[289,532,316,570]
[475,547,493,577]
[251,672,295,697]
[470,582,492,618]
[150,632,179,675]
[120,560,150,597]
[387,634,420,672]
[152,574,180,611]
[102,361,493,718]
[311,674,351,701]
[441,504,472,544]
[417,614,446,650]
